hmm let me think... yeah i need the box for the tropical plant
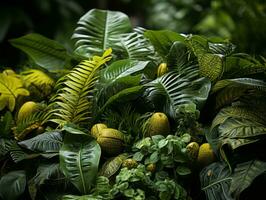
[1,8,266,200]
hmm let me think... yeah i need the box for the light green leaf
[72,9,132,57]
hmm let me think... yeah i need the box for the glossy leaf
[10,33,72,71]
[230,160,266,198]
[59,134,101,194]
[72,9,132,57]
[0,170,26,200]
[200,162,233,200]
[18,131,63,153]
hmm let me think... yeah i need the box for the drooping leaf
[230,160,266,198]
[59,134,101,194]
[10,33,73,71]
[72,9,132,57]
[0,72,29,111]
[0,170,27,200]
[200,162,233,200]
[50,49,112,126]
[18,131,63,153]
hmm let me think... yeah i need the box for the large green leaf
[230,160,266,198]
[10,33,73,71]
[200,162,233,200]
[0,170,26,200]
[143,70,211,118]
[223,53,266,79]
[59,134,101,194]
[18,131,63,153]
[101,59,150,83]
[72,9,132,57]
[208,105,266,168]
[62,195,103,200]
[118,30,158,61]
[144,30,185,60]
[211,78,266,110]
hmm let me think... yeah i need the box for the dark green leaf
[200,162,233,200]
[18,131,63,153]
[144,30,185,60]
[176,165,191,176]
[230,160,266,198]
[0,170,26,200]
[150,151,159,163]
[0,111,13,138]
[59,134,101,194]
[0,138,16,157]
[10,33,72,71]
[32,163,61,186]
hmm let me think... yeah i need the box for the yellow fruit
[97,128,124,156]
[197,143,216,167]
[146,112,170,136]
[91,123,107,138]
[146,163,156,172]
[122,159,138,169]
[186,142,200,160]
[17,101,38,122]
[157,63,168,77]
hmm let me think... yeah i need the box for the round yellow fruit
[97,128,124,156]
[157,63,168,77]
[17,101,38,122]
[91,123,107,138]
[147,112,170,136]
[197,143,216,167]
[186,142,200,161]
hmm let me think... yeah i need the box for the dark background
[1,0,266,67]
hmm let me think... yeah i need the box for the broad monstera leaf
[0,71,29,111]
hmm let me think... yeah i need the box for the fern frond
[0,71,29,111]
[50,49,112,127]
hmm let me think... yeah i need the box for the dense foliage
[1,8,266,200]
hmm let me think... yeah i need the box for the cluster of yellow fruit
[91,124,125,156]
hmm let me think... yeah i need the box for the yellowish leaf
[0,72,30,111]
